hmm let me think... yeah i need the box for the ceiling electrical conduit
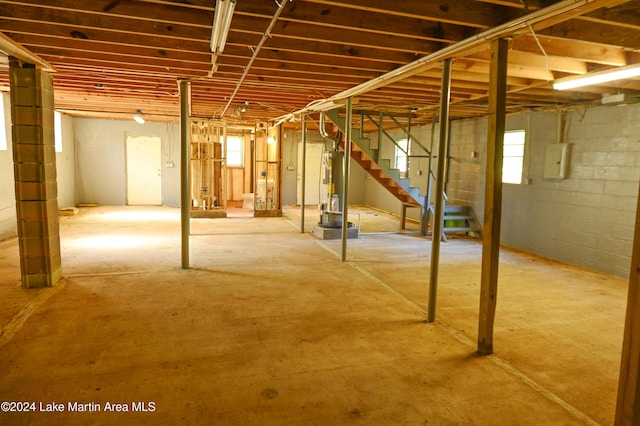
[277,0,625,121]
[219,0,289,119]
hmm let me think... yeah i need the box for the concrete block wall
[10,65,62,287]
[448,105,640,278]
[0,96,75,242]
[498,106,640,277]
[363,104,640,278]
[447,118,487,210]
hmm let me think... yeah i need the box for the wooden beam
[234,14,456,50]
[229,31,422,64]
[477,38,508,356]
[615,183,640,425]
[0,3,211,40]
[240,0,491,35]
[510,34,628,66]
[5,0,212,27]
[540,19,640,49]
[7,33,210,64]
[0,32,54,71]
[301,0,510,28]
[469,49,589,75]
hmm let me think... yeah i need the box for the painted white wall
[0,93,16,240]
[56,112,76,209]
[74,118,181,207]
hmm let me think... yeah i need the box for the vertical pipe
[300,115,307,232]
[180,80,191,269]
[406,117,412,176]
[427,59,452,323]
[341,97,353,262]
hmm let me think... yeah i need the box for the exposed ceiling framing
[0,0,638,129]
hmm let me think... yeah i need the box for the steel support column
[427,59,452,323]
[300,115,307,232]
[179,80,191,269]
[340,97,353,262]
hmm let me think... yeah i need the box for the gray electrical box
[543,143,570,179]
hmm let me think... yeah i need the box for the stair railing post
[376,111,383,163]
[427,58,452,323]
[405,117,411,178]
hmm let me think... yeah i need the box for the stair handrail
[358,111,431,155]
[387,114,430,154]
[362,112,409,157]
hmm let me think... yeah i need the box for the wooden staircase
[325,108,481,239]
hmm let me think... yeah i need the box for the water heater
[318,149,344,228]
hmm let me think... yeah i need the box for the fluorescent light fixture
[211,0,237,54]
[553,63,640,91]
[133,109,145,124]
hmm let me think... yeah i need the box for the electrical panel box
[543,143,570,179]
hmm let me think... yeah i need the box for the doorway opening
[126,135,162,205]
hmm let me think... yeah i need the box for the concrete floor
[0,205,628,425]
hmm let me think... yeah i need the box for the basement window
[395,139,410,178]
[54,111,62,152]
[0,94,6,151]
[503,130,526,184]
[226,135,244,167]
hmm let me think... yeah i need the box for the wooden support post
[615,183,640,425]
[477,38,508,355]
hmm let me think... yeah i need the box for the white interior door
[296,142,323,205]
[126,135,162,205]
